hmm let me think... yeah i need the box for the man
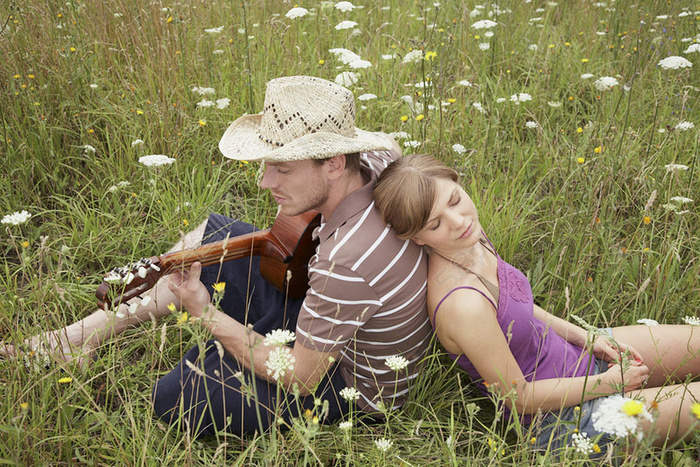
[5,76,431,436]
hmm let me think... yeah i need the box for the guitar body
[96,211,321,308]
[260,211,320,297]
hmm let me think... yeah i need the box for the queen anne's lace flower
[683,316,700,326]
[385,355,409,371]
[683,44,700,54]
[374,437,394,452]
[334,71,358,87]
[334,2,356,12]
[472,19,498,29]
[1,210,32,225]
[452,143,467,154]
[402,49,423,64]
[594,76,619,91]
[339,387,361,401]
[658,56,693,70]
[637,318,659,326]
[265,346,295,381]
[335,20,357,30]
[510,93,532,104]
[571,432,594,454]
[285,7,308,19]
[591,394,652,439]
[264,329,296,346]
[139,155,175,167]
[675,121,695,131]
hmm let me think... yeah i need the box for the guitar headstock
[96,256,164,309]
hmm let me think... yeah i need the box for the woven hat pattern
[219,76,392,162]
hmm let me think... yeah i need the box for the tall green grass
[1,0,698,464]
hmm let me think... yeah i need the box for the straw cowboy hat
[218,76,393,162]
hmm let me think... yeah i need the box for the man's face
[259,159,330,217]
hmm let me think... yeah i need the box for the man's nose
[259,167,274,189]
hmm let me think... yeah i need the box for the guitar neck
[158,230,282,274]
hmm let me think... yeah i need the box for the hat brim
[218,114,393,162]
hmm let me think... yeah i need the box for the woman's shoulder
[426,257,497,318]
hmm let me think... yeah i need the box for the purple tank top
[433,247,595,421]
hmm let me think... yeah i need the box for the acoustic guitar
[96,211,321,308]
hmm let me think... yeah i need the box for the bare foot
[0,329,97,369]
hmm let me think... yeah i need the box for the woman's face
[412,178,481,255]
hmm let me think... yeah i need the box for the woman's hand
[167,262,212,318]
[592,334,643,365]
[603,359,650,392]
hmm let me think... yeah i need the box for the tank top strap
[432,286,499,326]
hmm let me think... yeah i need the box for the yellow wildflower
[58,376,73,384]
[167,302,177,313]
[415,114,424,121]
[213,282,226,293]
[621,399,644,416]
[643,216,651,225]
[691,402,700,419]
[400,115,408,122]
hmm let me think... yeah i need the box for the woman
[373,154,700,451]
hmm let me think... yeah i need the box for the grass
[0,0,698,464]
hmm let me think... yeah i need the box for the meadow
[0,0,698,464]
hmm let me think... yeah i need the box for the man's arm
[168,262,339,395]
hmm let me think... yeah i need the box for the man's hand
[167,262,212,317]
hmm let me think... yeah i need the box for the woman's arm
[533,305,643,364]
[434,290,648,414]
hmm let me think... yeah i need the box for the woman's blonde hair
[374,154,459,239]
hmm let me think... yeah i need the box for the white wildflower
[665,163,688,171]
[374,437,394,452]
[472,102,484,113]
[131,139,145,147]
[358,93,377,101]
[204,26,224,34]
[670,196,693,204]
[216,98,231,109]
[594,76,619,91]
[385,355,409,371]
[478,42,490,51]
[196,99,215,108]
[591,394,652,439]
[402,49,424,64]
[472,19,497,29]
[547,101,562,107]
[381,54,396,60]
[339,420,353,431]
[525,121,537,129]
[675,121,695,131]
[403,140,421,148]
[658,56,692,70]
[1,210,31,226]
[264,329,296,346]
[212,49,224,55]
[683,44,700,54]
[89,83,98,89]
[496,97,507,103]
[339,387,361,402]
[510,93,532,104]
[334,2,356,12]
[637,318,659,326]
[388,131,409,140]
[683,316,700,326]
[82,144,96,154]
[528,44,539,52]
[335,20,358,30]
[265,346,295,381]
[285,7,309,19]
[191,86,215,95]
[452,143,467,154]
[581,73,595,79]
[571,432,594,454]
[138,155,175,167]
[458,80,472,87]
[484,31,494,38]
[334,71,358,87]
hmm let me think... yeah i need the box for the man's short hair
[313,152,361,173]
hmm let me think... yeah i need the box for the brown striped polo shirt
[296,150,431,413]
